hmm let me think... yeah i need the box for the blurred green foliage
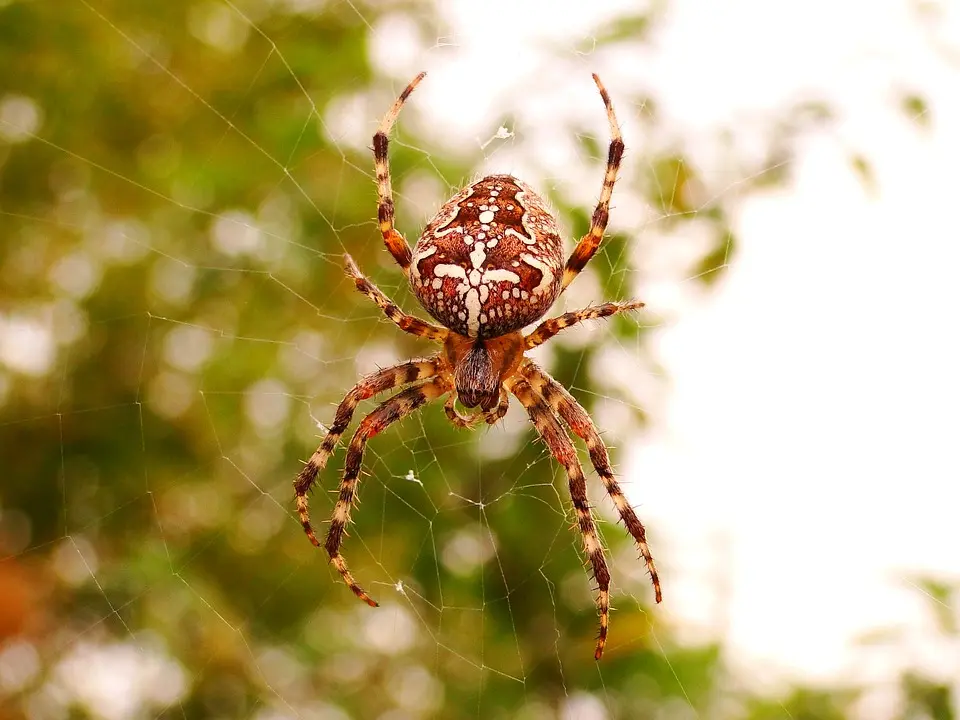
[0,1,951,719]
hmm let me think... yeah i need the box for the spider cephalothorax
[294,72,660,660]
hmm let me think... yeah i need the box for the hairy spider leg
[520,360,661,604]
[524,300,646,350]
[325,375,453,606]
[507,375,613,660]
[294,358,441,547]
[344,254,447,342]
[372,72,427,274]
[562,74,624,291]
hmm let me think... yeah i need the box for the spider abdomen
[409,174,564,339]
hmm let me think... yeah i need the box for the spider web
[2,1,958,718]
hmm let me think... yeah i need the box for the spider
[294,72,660,660]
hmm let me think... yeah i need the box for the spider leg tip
[406,71,427,93]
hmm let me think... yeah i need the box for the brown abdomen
[408,175,564,339]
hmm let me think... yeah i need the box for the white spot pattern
[469,242,486,269]
[409,175,563,337]
[410,245,437,283]
[506,228,536,246]
[464,288,482,334]
[483,269,521,283]
[434,264,467,281]
[520,253,555,295]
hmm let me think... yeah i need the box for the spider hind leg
[372,72,426,273]
[562,74,624,292]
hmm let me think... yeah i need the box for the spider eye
[454,342,499,410]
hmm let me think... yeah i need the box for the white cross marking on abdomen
[433,263,521,336]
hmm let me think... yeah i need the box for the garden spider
[294,72,660,660]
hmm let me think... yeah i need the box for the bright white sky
[641,0,960,688]
[374,0,960,690]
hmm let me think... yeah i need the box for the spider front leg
[344,254,447,342]
[524,300,645,350]
[520,360,661,603]
[294,357,441,547]
[372,72,426,274]
[562,74,624,291]
[326,375,452,606]
[507,376,613,660]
